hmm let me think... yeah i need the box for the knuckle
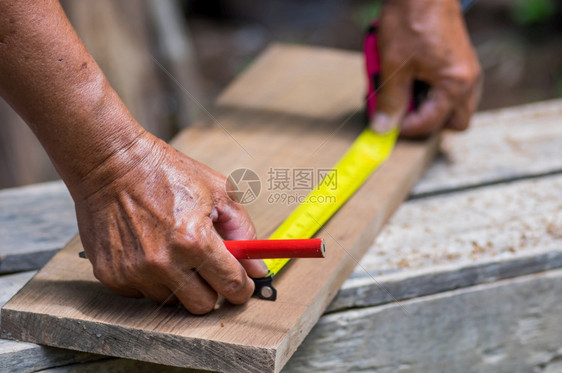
[463,67,480,86]
[172,223,213,255]
[176,235,207,260]
[93,266,122,289]
[452,62,481,91]
[169,229,187,248]
[177,218,213,243]
[220,273,248,301]
[186,300,215,315]
[93,257,150,290]
[139,286,172,304]
[92,266,109,283]
[143,251,170,273]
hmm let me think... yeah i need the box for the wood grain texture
[216,44,363,119]
[40,358,201,373]
[366,174,562,274]
[287,270,562,373]
[328,172,562,311]
[413,98,562,196]
[0,271,99,373]
[0,45,438,372]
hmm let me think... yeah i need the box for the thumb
[214,201,256,242]
[213,201,269,278]
[369,69,411,133]
[401,86,452,138]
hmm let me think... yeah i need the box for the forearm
[0,0,146,197]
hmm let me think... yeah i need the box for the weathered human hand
[73,132,268,314]
[370,0,482,137]
[0,0,267,314]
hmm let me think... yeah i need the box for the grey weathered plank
[0,274,194,372]
[0,181,76,274]
[286,269,562,373]
[330,251,562,313]
[413,98,562,196]
[329,173,562,311]
[39,357,198,372]
[0,271,35,306]
[0,271,98,373]
[367,175,562,274]
[0,340,97,373]
[3,176,559,371]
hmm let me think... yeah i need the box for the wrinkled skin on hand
[371,0,482,137]
[0,0,268,315]
[74,133,267,315]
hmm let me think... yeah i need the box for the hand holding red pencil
[80,238,325,260]
[78,238,324,303]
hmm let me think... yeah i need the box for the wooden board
[1,98,562,372]
[0,44,438,372]
[287,269,562,373]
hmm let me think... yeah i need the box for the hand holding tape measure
[254,0,478,300]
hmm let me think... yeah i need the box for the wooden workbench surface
[1,45,562,372]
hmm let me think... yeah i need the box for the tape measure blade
[265,127,398,277]
[264,258,291,276]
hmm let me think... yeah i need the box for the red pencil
[224,238,325,259]
[79,238,325,260]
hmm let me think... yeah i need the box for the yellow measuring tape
[258,126,399,296]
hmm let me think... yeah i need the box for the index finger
[213,197,268,279]
[195,230,255,305]
[445,74,483,131]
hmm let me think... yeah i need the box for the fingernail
[370,113,395,133]
[260,260,269,275]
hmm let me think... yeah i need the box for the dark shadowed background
[1,0,560,188]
